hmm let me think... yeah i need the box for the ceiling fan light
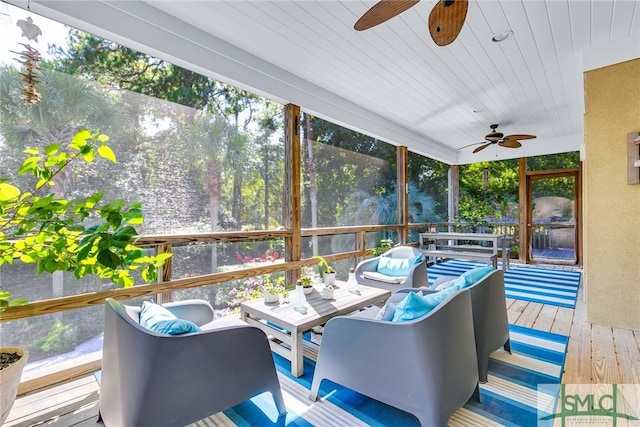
[492,30,513,43]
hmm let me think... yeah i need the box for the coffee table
[240,282,391,377]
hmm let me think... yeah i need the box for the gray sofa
[354,246,428,293]
[309,288,479,427]
[99,298,286,427]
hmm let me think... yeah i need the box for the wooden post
[449,165,459,231]
[518,158,528,263]
[397,146,408,244]
[284,104,301,285]
[156,243,173,304]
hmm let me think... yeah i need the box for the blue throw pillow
[377,254,423,277]
[459,266,494,288]
[139,301,201,335]
[392,286,458,322]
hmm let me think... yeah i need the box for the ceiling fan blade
[354,0,420,31]
[473,143,492,153]
[458,141,485,150]
[428,0,468,46]
[503,134,536,141]
[499,140,522,149]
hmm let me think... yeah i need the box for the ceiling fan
[460,124,537,154]
[354,0,468,46]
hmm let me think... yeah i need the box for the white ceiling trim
[8,0,457,163]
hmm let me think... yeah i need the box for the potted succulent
[321,285,335,300]
[312,255,336,286]
[0,129,169,422]
[262,276,286,304]
[299,276,314,295]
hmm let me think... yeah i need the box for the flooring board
[591,324,618,383]
[514,302,543,328]
[613,328,640,384]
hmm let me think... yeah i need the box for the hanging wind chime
[13,10,43,106]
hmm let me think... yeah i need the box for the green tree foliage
[0,129,171,313]
[528,152,580,199]
[52,30,284,232]
[51,31,218,110]
[458,153,580,224]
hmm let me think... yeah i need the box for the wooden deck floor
[5,265,640,426]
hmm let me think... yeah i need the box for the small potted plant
[262,277,286,304]
[299,276,314,295]
[312,255,336,286]
[321,285,335,300]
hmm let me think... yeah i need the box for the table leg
[291,329,304,377]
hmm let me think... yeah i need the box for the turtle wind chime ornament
[13,12,43,106]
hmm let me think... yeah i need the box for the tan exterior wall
[584,58,640,330]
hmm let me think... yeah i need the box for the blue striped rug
[196,324,568,427]
[427,260,581,308]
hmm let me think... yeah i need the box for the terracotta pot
[0,347,28,425]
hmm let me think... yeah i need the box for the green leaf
[123,208,143,224]
[97,249,120,269]
[97,134,110,143]
[81,147,95,163]
[23,148,39,155]
[114,225,137,241]
[19,254,35,263]
[141,264,157,282]
[71,129,92,148]
[45,143,61,155]
[0,183,20,201]
[97,145,117,163]
[76,243,93,262]
[107,212,122,229]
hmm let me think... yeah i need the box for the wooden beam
[518,158,528,263]
[156,243,173,304]
[576,166,583,266]
[525,168,580,177]
[284,104,301,285]
[1,255,365,321]
[397,146,408,244]
[449,165,459,229]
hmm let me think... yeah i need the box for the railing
[0,224,404,322]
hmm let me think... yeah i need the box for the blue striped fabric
[206,324,568,427]
[427,260,581,308]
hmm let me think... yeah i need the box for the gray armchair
[99,298,286,427]
[420,269,510,382]
[354,246,428,292]
[309,289,479,427]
